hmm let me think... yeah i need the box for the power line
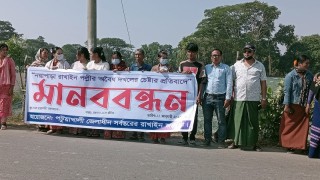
[120,0,132,47]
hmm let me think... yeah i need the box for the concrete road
[0,127,320,180]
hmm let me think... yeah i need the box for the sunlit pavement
[0,127,319,180]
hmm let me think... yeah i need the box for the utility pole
[87,0,97,51]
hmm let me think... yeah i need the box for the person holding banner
[86,47,109,137]
[71,47,90,70]
[110,51,127,72]
[149,50,173,143]
[30,48,50,132]
[129,49,152,141]
[87,47,109,71]
[0,43,16,130]
[45,47,70,70]
[104,51,127,139]
[69,47,90,135]
[178,43,204,146]
[45,47,70,134]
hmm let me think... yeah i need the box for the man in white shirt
[227,44,267,151]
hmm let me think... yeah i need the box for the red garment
[104,130,126,139]
[104,61,127,139]
[280,104,309,150]
[0,57,16,118]
[149,132,170,140]
[110,60,127,71]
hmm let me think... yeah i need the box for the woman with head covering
[29,48,49,132]
[0,43,16,130]
[30,48,49,67]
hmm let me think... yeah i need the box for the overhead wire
[120,0,132,47]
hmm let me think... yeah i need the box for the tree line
[1,1,320,76]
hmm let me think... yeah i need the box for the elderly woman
[280,55,313,153]
[0,43,16,130]
[307,73,320,158]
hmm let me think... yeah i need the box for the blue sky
[1,0,319,49]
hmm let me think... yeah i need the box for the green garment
[227,101,260,147]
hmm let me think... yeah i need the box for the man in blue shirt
[129,49,152,71]
[129,49,151,141]
[198,48,232,147]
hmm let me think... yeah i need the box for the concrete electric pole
[87,0,97,51]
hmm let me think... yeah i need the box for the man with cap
[227,44,267,151]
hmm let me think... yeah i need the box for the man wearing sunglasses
[227,44,267,151]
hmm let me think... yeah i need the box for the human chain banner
[25,67,198,132]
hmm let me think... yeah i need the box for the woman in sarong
[0,43,16,130]
[280,55,313,152]
[307,73,320,158]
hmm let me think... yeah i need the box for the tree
[141,42,177,68]
[25,36,53,64]
[281,34,320,73]
[6,35,27,89]
[0,21,21,42]
[97,37,134,63]
[62,44,82,64]
[177,1,296,75]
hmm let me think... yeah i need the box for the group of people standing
[1,41,320,159]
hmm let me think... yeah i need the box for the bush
[259,80,284,144]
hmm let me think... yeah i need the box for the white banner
[25,67,197,132]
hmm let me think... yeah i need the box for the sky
[1,0,320,49]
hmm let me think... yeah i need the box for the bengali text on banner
[25,67,198,132]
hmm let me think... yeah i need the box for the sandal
[227,143,238,149]
[1,122,7,130]
[253,145,262,152]
[46,129,56,134]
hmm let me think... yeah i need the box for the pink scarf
[0,57,12,85]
